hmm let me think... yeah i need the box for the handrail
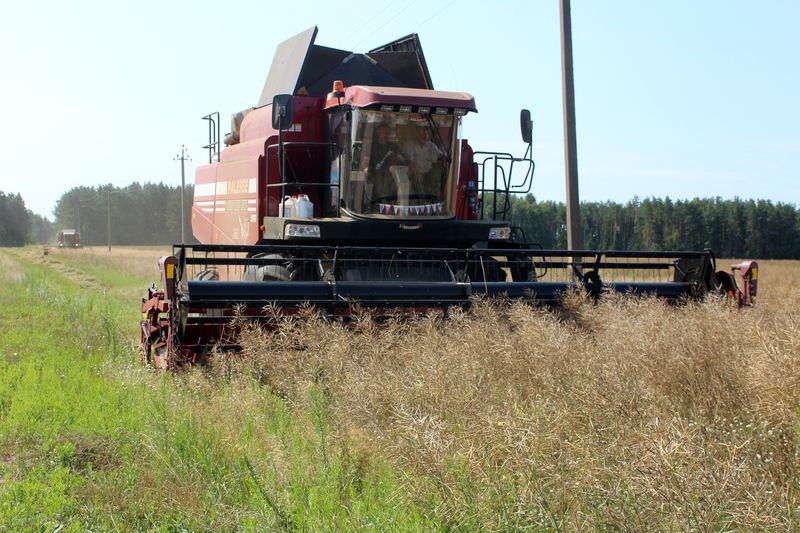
[264,141,338,217]
[202,112,220,164]
[472,150,535,221]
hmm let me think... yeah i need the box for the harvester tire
[243,253,293,281]
[196,269,219,281]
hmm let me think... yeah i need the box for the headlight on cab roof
[488,226,511,240]
[285,224,321,238]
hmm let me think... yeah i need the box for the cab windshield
[342,109,459,217]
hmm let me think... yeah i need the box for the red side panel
[192,164,217,243]
[192,95,329,245]
[209,158,261,244]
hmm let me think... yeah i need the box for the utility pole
[107,189,111,252]
[175,145,190,243]
[560,0,582,249]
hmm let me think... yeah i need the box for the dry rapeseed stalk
[203,271,799,529]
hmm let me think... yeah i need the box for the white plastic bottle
[278,195,291,217]
[280,195,296,217]
[295,194,314,217]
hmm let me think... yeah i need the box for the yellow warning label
[166,263,175,279]
[750,268,757,281]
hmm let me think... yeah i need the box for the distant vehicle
[58,229,81,248]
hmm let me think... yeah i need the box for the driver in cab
[364,122,406,202]
[403,127,441,196]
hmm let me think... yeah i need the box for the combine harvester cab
[141,27,756,369]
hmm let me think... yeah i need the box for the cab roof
[330,85,476,112]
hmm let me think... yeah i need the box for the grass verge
[0,248,438,530]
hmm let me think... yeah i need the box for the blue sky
[0,0,797,218]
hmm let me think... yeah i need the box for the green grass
[0,248,440,530]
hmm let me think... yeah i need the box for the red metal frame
[140,256,181,370]
[715,260,758,307]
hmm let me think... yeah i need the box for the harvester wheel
[243,253,292,281]
[508,254,538,282]
[196,269,219,281]
[243,253,319,282]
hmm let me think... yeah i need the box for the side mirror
[272,94,294,130]
[520,109,533,144]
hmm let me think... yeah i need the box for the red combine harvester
[141,27,757,369]
[58,229,81,248]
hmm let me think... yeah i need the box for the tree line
[3,184,799,258]
[53,183,195,246]
[509,195,800,259]
[0,191,54,246]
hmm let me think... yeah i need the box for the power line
[340,0,396,47]
[414,0,458,30]
[336,0,457,53]
[352,0,420,49]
